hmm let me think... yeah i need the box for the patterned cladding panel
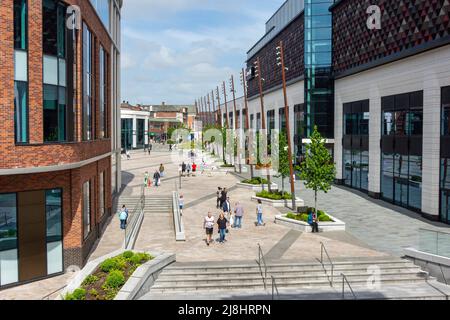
[332,0,450,75]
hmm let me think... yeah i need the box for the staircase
[142,258,450,300]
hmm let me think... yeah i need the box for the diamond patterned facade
[332,0,450,76]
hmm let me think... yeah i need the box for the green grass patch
[256,190,292,200]
[285,208,333,222]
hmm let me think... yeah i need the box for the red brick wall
[0,0,113,169]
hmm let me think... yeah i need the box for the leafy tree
[298,126,336,214]
[276,133,290,192]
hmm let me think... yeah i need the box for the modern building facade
[120,102,196,149]
[223,0,450,224]
[0,0,122,288]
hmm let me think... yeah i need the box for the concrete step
[157,267,423,280]
[150,276,431,293]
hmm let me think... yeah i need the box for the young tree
[299,126,336,214]
[277,132,290,192]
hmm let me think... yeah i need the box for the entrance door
[442,190,450,224]
[18,191,47,282]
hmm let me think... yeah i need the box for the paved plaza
[1,147,448,299]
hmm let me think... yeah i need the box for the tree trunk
[314,190,318,215]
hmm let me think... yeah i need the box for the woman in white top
[203,212,215,246]
[256,200,265,226]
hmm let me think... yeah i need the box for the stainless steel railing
[124,185,145,249]
[256,243,268,290]
[341,273,357,300]
[320,242,335,287]
[271,276,280,300]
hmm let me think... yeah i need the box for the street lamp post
[277,41,297,210]
[230,75,240,173]
[240,68,254,179]
[254,57,272,192]
[216,86,225,162]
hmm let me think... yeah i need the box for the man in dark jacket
[153,170,161,187]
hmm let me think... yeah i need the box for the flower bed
[256,190,292,200]
[64,251,153,300]
[285,208,334,222]
[242,177,269,185]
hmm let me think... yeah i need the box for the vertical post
[222,81,230,129]
[207,94,212,126]
[278,40,297,210]
[241,68,254,179]
[216,87,225,162]
[230,75,239,172]
[211,90,217,126]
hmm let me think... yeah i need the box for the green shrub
[242,177,269,185]
[130,252,152,265]
[286,209,333,223]
[65,288,86,301]
[104,270,125,289]
[89,289,99,298]
[256,190,292,200]
[122,251,134,259]
[82,275,99,286]
[99,256,126,273]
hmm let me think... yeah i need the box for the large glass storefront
[0,189,62,287]
[343,100,369,191]
[381,91,423,211]
[441,86,450,224]
[294,104,305,164]
[136,119,145,149]
[121,119,133,151]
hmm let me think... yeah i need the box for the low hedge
[256,190,292,200]
[286,208,333,223]
[242,177,269,185]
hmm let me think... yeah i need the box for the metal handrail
[341,274,357,300]
[419,228,450,236]
[41,285,67,300]
[271,276,280,300]
[256,243,268,290]
[320,242,335,287]
[124,185,145,248]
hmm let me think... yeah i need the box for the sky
[121,0,284,105]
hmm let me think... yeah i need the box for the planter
[59,250,175,301]
[237,182,279,192]
[251,195,304,208]
[275,214,346,232]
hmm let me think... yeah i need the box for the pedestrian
[148,143,152,156]
[256,200,265,226]
[216,187,222,209]
[203,212,215,246]
[159,163,165,178]
[169,144,173,151]
[153,170,161,187]
[233,201,244,229]
[144,171,149,188]
[308,210,319,233]
[182,162,187,176]
[126,149,131,160]
[187,163,192,177]
[179,194,184,215]
[119,205,128,230]
[192,162,197,176]
[222,197,231,221]
[220,188,227,209]
[217,212,229,243]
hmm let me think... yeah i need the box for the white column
[368,85,381,194]
[334,92,343,180]
[422,72,441,217]
[144,117,149,145]
[132,116,137,149]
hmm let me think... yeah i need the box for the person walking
[216,187,222,209]
[220,188,227,209]
[187,163,192,177]
[256,200,265,226]
[308,210,319,233]
[179,194,184,215]
[233,202,244,229]
[144,171,149,188]
[148,143,153,156]
[159,164,165,178]
[217,213,229,243]
[222,197,232,221]
[119,205,128,230]
[203,212,215,246]
[192,162,197,176]
[182,162,187,177]
[126,149,131,160]
[153,170,161,187]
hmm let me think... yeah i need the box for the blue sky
[121,0,284,105]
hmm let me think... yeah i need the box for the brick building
[0,0,122,288]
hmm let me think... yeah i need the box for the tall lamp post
[230,75,240,173]
[211,90,217,126]
[277,41,297,210]
[254,57,272,192]
[207,93,213,126]
[216,86,225,162]
[240,68,254,179]
[222,81,231,165]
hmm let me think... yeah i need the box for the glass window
[14,81,28,143]
[279,108,286,133]
[45,189,63,275]
[83,181,91,239]
[99,47,107,138]
[99,172,105,217]
[14,0,27,50]
[0,194,19,286]
[250,114,254,129]
[90,0,110,30]
[43,85,66,142]
[83,24,93,141]
[43,0,57,56]
[442,87,450,136]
